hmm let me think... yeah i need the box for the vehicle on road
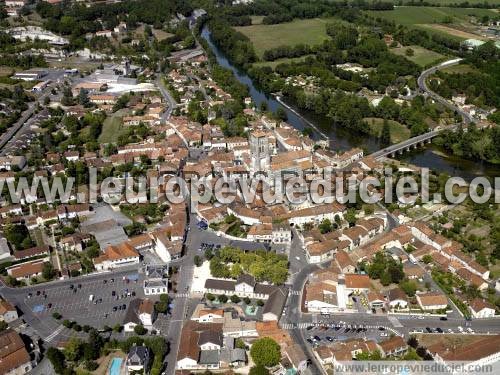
[426,327,432,333]
[380,332,388,337]
[89,295,94,302]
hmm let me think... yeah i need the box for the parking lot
[22,273,150,329]
[301,322,396,347]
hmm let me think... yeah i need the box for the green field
[365,117,411,144]
[365,6,498,25]
[391,45,446,67]
[235,18,334,58]
[99,114,127,143]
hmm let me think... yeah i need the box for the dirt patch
[418,24,486,40]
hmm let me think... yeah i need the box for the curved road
[417,58,472,124]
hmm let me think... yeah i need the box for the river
[200,27,500,181]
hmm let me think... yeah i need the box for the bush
[134,324,147,335]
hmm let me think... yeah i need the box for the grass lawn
[98,113,127,143]
[152,29,174,41]
[235,18,335,58]
[253,55,314,69]
[364,117,411,144]
[391,45,446,67]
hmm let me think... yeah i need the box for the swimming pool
[109,357,122,375]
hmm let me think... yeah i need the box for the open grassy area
[98,113,127,143]
[364,117,411,144]
[235,18,335,58]
[391,45,446,67]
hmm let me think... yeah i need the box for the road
[156,75,177,123]
[0,69,66,156]
[417,58,472,124]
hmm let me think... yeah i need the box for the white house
[0,299,18,323]
[469,298,496,319]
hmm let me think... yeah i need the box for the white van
[89,294,94,302]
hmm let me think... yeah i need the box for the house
[0,329,32,374]
[344,274,371,294]
[192,305,224,323]
[367,291,385,309]
[335,250,356,273]
[6,258,47,282]
[378,336,408,357]
[93,242,140,271]
[143,265,168,296]
[387,287,408,310]
[138,299,156,327]
[416,292,448,311]
[469,298,496,319]
[153,233,172,263]
[123,299,156,332]
[0,298,18,323]
[126,345,150,374]
[199,331,223,351]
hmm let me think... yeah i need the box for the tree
[194,255,203,267]
[64,337,82,362]
[47,347,66,374]
[206,293,215,302]
[250,365,270,375]
[230,295,241,304]
[0,321,7,331]
[243,297,251,305]
[134,324,147,335]
[52,312,62,320]
[42,262,56,280]
[256,299,265,307]
[422,255,433,264]
[380,119,391,147]
[218,294,228,303]
[250,337,281,367]
[408,336,419,349]
[405,48,414,57]
[78,88,90,107]
[318,219,333,234]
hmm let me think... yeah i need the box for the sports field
[235,18,334,58]
[391,45,446,67]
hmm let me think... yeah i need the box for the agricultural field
[365,6,498,25]
[235,18,334,58]
[391,45,446,67]
[364,117,411,144]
